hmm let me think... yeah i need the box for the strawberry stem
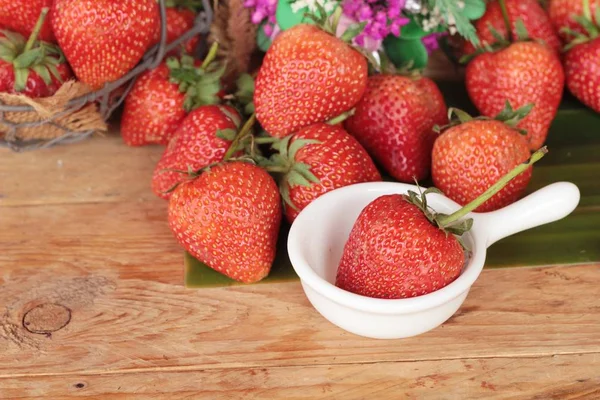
[223,113,256,160]
[24,7,48,52]
[437,146,548,227]
[498,0,512,42]
[200,42,219,70]
[253,136,280,144]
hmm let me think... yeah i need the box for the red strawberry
[463,0,560,55]
[466,41,564,150]
[344,74,447,183]
[0,10,72,98]
[51,0,160,90]
[120,52,224,146]
[336,147,547,299]
[562,8,600,113]
[254,23,368,138]
[335,194,465,299]
[549,0,599,42]
[565,37,600,113]
[151,5,199,55]
[0,0,55,43]
[151,105,241,199]
[264,123,381,223]
[431,109,534,212]
[168,161,282,283]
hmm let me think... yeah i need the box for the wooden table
[1,133,599,399]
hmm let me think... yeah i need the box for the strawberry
[120,49,224,146]
[262,123,381,223]
[562,5,600,113]
[465,40,564,150]
[344,74,447,183]
[168,161,282,283]
[0,0,55,43]
[335,148,546,299]
[151,105,241,200]
[431,107,534,212]
[51,0,160,90]
[549,0,599,42]
[151,1,200,56]
[463,0,561,54]
[253,20,368,138]
[0,9,71,98]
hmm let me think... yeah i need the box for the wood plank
[1,255,599,376]
[0,134,163,207]
[1,353,599,399]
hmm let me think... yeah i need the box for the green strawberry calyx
[434,101,534,136]
[249,134,322,211]
[405,146,547,246]
[161,112,253,194]
[562,0,600,51]
[166,41,225,111]
[459,18,535,64]
[0,8,66,93]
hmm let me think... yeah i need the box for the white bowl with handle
[287,181,580,339]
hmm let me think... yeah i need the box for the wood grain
[1,353,599,399]
[1,135,599,396]
[0,134,163,207]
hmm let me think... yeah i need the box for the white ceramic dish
[287,181,580,339]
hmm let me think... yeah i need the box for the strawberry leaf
[32,64,52,85]
[287,169,312,188]
[13,47,43,68]
[215,128,237,141]
[279,183,299,211]
[514,19,530,41]
[13,68,30,92]
[288,138,320,161]
[292,162,320,184]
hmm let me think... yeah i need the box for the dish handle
[474,182,581,248]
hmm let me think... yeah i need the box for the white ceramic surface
[287,181,581,339]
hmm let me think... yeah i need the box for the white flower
[290,0,338,14]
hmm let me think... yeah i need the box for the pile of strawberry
[0,0,202,100]
[137,0,598,292]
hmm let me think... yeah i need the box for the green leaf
[459,0,486,20]
[449,107,474,123]
[514,19,530,41]
[13,68,30,92]
[32,64,51,85]
[286,169,311,188]
[276,0,308,30]
[215,128,237,141]
[443,218,474,236]
[279,183,299,211]
[288,139,320,161]
[399,18,428,39]
[339,21,367,43]
[292,162,320,184]
[0,30,25,46]
[12,47,43,68]
[488,24,507,43]
[573,15,599,37]
[428,0,480,46]
[383,36,429,70]
[279,135,292,161]
[256,22,273,52]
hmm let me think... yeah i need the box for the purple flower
[341,0,410,50]
[421,32,446,54]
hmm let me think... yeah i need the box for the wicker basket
[0,0,213,152]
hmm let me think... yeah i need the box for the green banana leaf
[185,83,600,288]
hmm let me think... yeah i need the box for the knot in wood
[22,303,71,334]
